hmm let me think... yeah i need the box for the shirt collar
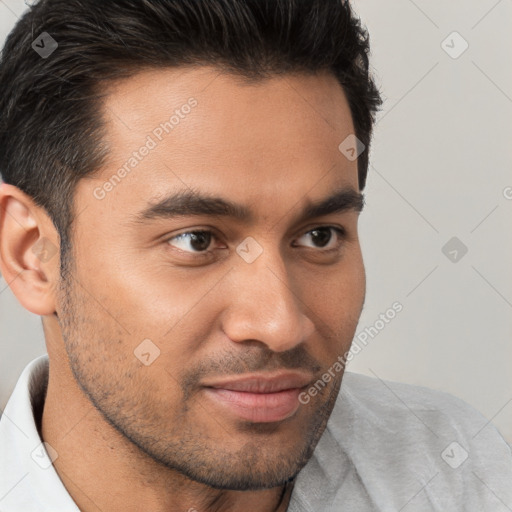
[0,354,81,511]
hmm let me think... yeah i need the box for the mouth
[201,371,314,423]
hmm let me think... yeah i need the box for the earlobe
[0,183,60,316]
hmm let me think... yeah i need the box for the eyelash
[164,226,347,258]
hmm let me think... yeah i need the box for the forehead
[79,66,359,223]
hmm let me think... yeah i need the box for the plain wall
[1,0,511,443]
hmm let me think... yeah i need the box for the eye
[166,230,217,255]
[293,226,345,251]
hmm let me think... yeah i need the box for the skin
[0,66,366,512]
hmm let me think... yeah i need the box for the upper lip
[203,371,315,393]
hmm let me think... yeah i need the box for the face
[57,66,366,490]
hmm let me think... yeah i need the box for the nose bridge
[221,242,315,352]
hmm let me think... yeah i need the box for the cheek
[70,236,186,333]
[338,251,366,328]
[304,252,365,357]
[306,246,365,309]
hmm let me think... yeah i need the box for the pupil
[191,232,211,251]
[311,228,331,247]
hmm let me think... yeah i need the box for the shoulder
[319,371,512,509]
[332,371,510,448]
[338,371,492,425]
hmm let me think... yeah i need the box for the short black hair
[0,0,382,275]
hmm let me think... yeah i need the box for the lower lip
[203,387,302,423]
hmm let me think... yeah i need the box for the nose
[220,246,315,353]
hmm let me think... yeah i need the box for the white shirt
[1,354,511,511]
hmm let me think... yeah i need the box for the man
[0,0,510,511]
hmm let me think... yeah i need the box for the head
[0,0,382,491]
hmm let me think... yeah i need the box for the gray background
[1,0,511,443]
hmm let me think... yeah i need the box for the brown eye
[294,226,345,251]
[166,230,215,254]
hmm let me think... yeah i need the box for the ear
[0,182,60,316]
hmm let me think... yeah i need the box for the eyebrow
[129,185,364,226]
